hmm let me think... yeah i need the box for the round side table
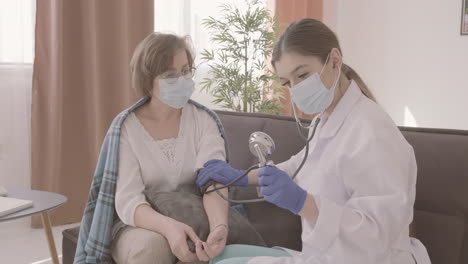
[0,189,67,264]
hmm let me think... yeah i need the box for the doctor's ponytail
[341,63,375,102]
[271,18,376,102]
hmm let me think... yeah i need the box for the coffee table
[0,189,67,264]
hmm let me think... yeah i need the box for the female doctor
[196,18,431,264]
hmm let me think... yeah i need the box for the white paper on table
[0,196,33,217]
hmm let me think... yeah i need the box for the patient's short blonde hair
[130,32,194,98]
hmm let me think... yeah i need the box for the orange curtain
[274,0,323,119]
[31,0,154,227]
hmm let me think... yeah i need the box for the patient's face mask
[290,54,341,115]
[158,74,195,109]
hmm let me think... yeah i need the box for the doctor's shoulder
[345,96,413,151]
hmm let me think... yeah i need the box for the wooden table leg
[41,212,60,264]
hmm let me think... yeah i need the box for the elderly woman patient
[111,32,229,263]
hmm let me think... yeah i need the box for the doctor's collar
[318,81,362,139]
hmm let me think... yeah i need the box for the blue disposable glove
[196,160,248,187]
[258,166,307,215]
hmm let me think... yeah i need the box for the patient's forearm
[248,169,259,185]
[134,204,171,236]
[203,184,229,230]
[298,194,319,225]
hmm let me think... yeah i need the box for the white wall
[324,0,468,129]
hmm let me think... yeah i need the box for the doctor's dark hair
[130,32,194,98]
[271,18,376,102]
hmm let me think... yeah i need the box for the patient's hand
[164,219,200,263]
[195,224,228,261]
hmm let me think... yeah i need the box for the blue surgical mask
[290,55,341,116]
[158,74,195,109]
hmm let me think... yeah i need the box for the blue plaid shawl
[74,98,229,263]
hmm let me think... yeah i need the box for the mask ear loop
[319,53,331,77]
[319,57,342,117]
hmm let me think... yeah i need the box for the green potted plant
[200,0,283,114]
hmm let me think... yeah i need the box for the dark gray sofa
[62,110,468,264]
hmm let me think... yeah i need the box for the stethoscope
[201,113,322,204]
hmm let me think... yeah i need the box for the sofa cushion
[400,128,468,216]
[216,111,309,170]
[62,227,80,264]
[413,210,465,264]
[62,226,80,243]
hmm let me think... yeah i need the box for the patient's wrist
[159,216,176,236]
[247,169,259,185]
[211,223,228,232]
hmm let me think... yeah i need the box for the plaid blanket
[74,98,229,263]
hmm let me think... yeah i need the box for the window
[0,0,36,64]
[0,0,36,192]
[154,0,267,109]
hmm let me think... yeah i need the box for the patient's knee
[112,226,175,264]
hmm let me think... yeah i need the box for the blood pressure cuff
[143,185,267,251]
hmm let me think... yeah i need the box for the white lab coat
[248,82,431,264]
